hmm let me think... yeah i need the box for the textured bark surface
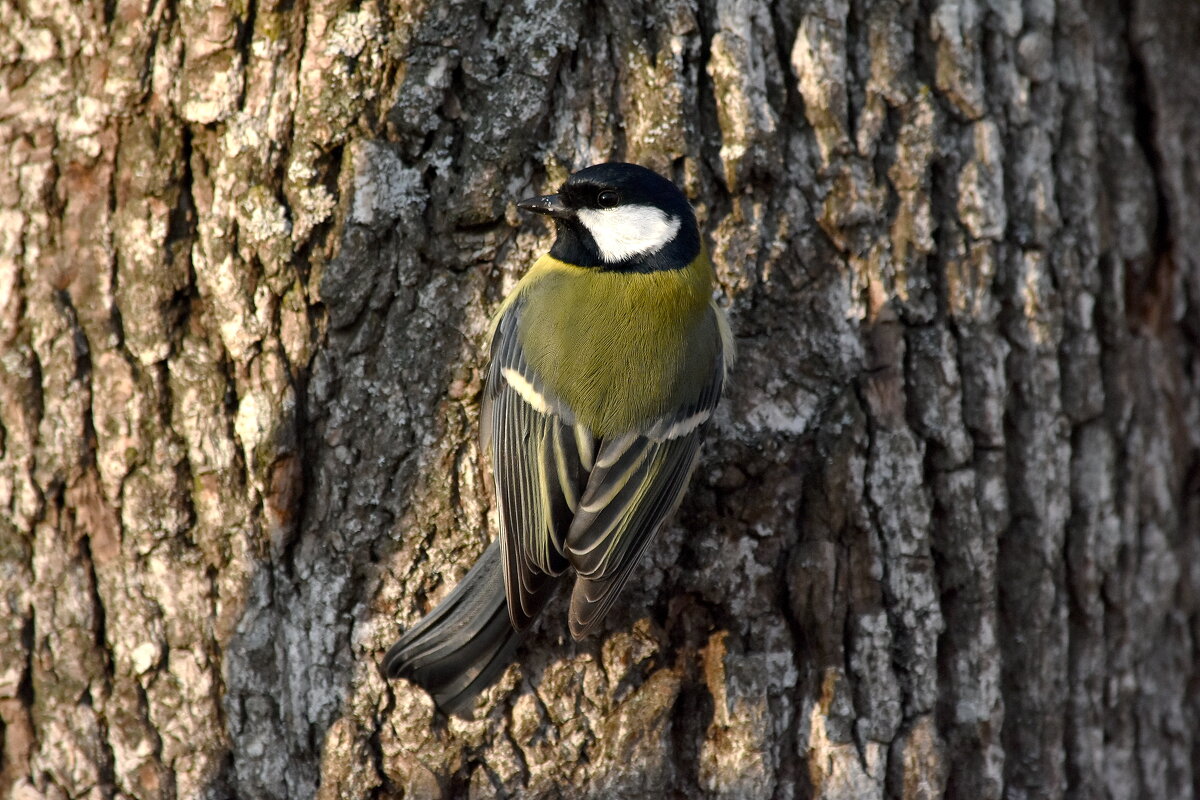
[1,0,1198,798]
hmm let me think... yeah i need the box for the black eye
[597,189,620,208]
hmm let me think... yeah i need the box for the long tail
[383,540,524,716]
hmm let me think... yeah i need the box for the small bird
[383,162,733,715]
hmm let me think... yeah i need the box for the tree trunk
[2,0,1198,798]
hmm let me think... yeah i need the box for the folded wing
[485,297,726,639]
[564,349,724,638]
[483,302,582,630]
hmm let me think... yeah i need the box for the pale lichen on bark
[1,0,1198,798]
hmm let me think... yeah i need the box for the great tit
[383,162,733,716]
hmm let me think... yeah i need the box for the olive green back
[506,253,720,437]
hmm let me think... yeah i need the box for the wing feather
[564,347,726,639]
[574,445,698,591]
[484,301,580,630]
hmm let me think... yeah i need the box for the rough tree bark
[1,0,1198,798]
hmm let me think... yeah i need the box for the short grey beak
[517,194,572,219]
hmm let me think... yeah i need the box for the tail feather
[383,540,526,716]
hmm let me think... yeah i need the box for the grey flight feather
[381,540,525,717]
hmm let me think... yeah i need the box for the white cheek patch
[575,205,682,263]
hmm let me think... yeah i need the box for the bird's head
[518,163,700,272]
